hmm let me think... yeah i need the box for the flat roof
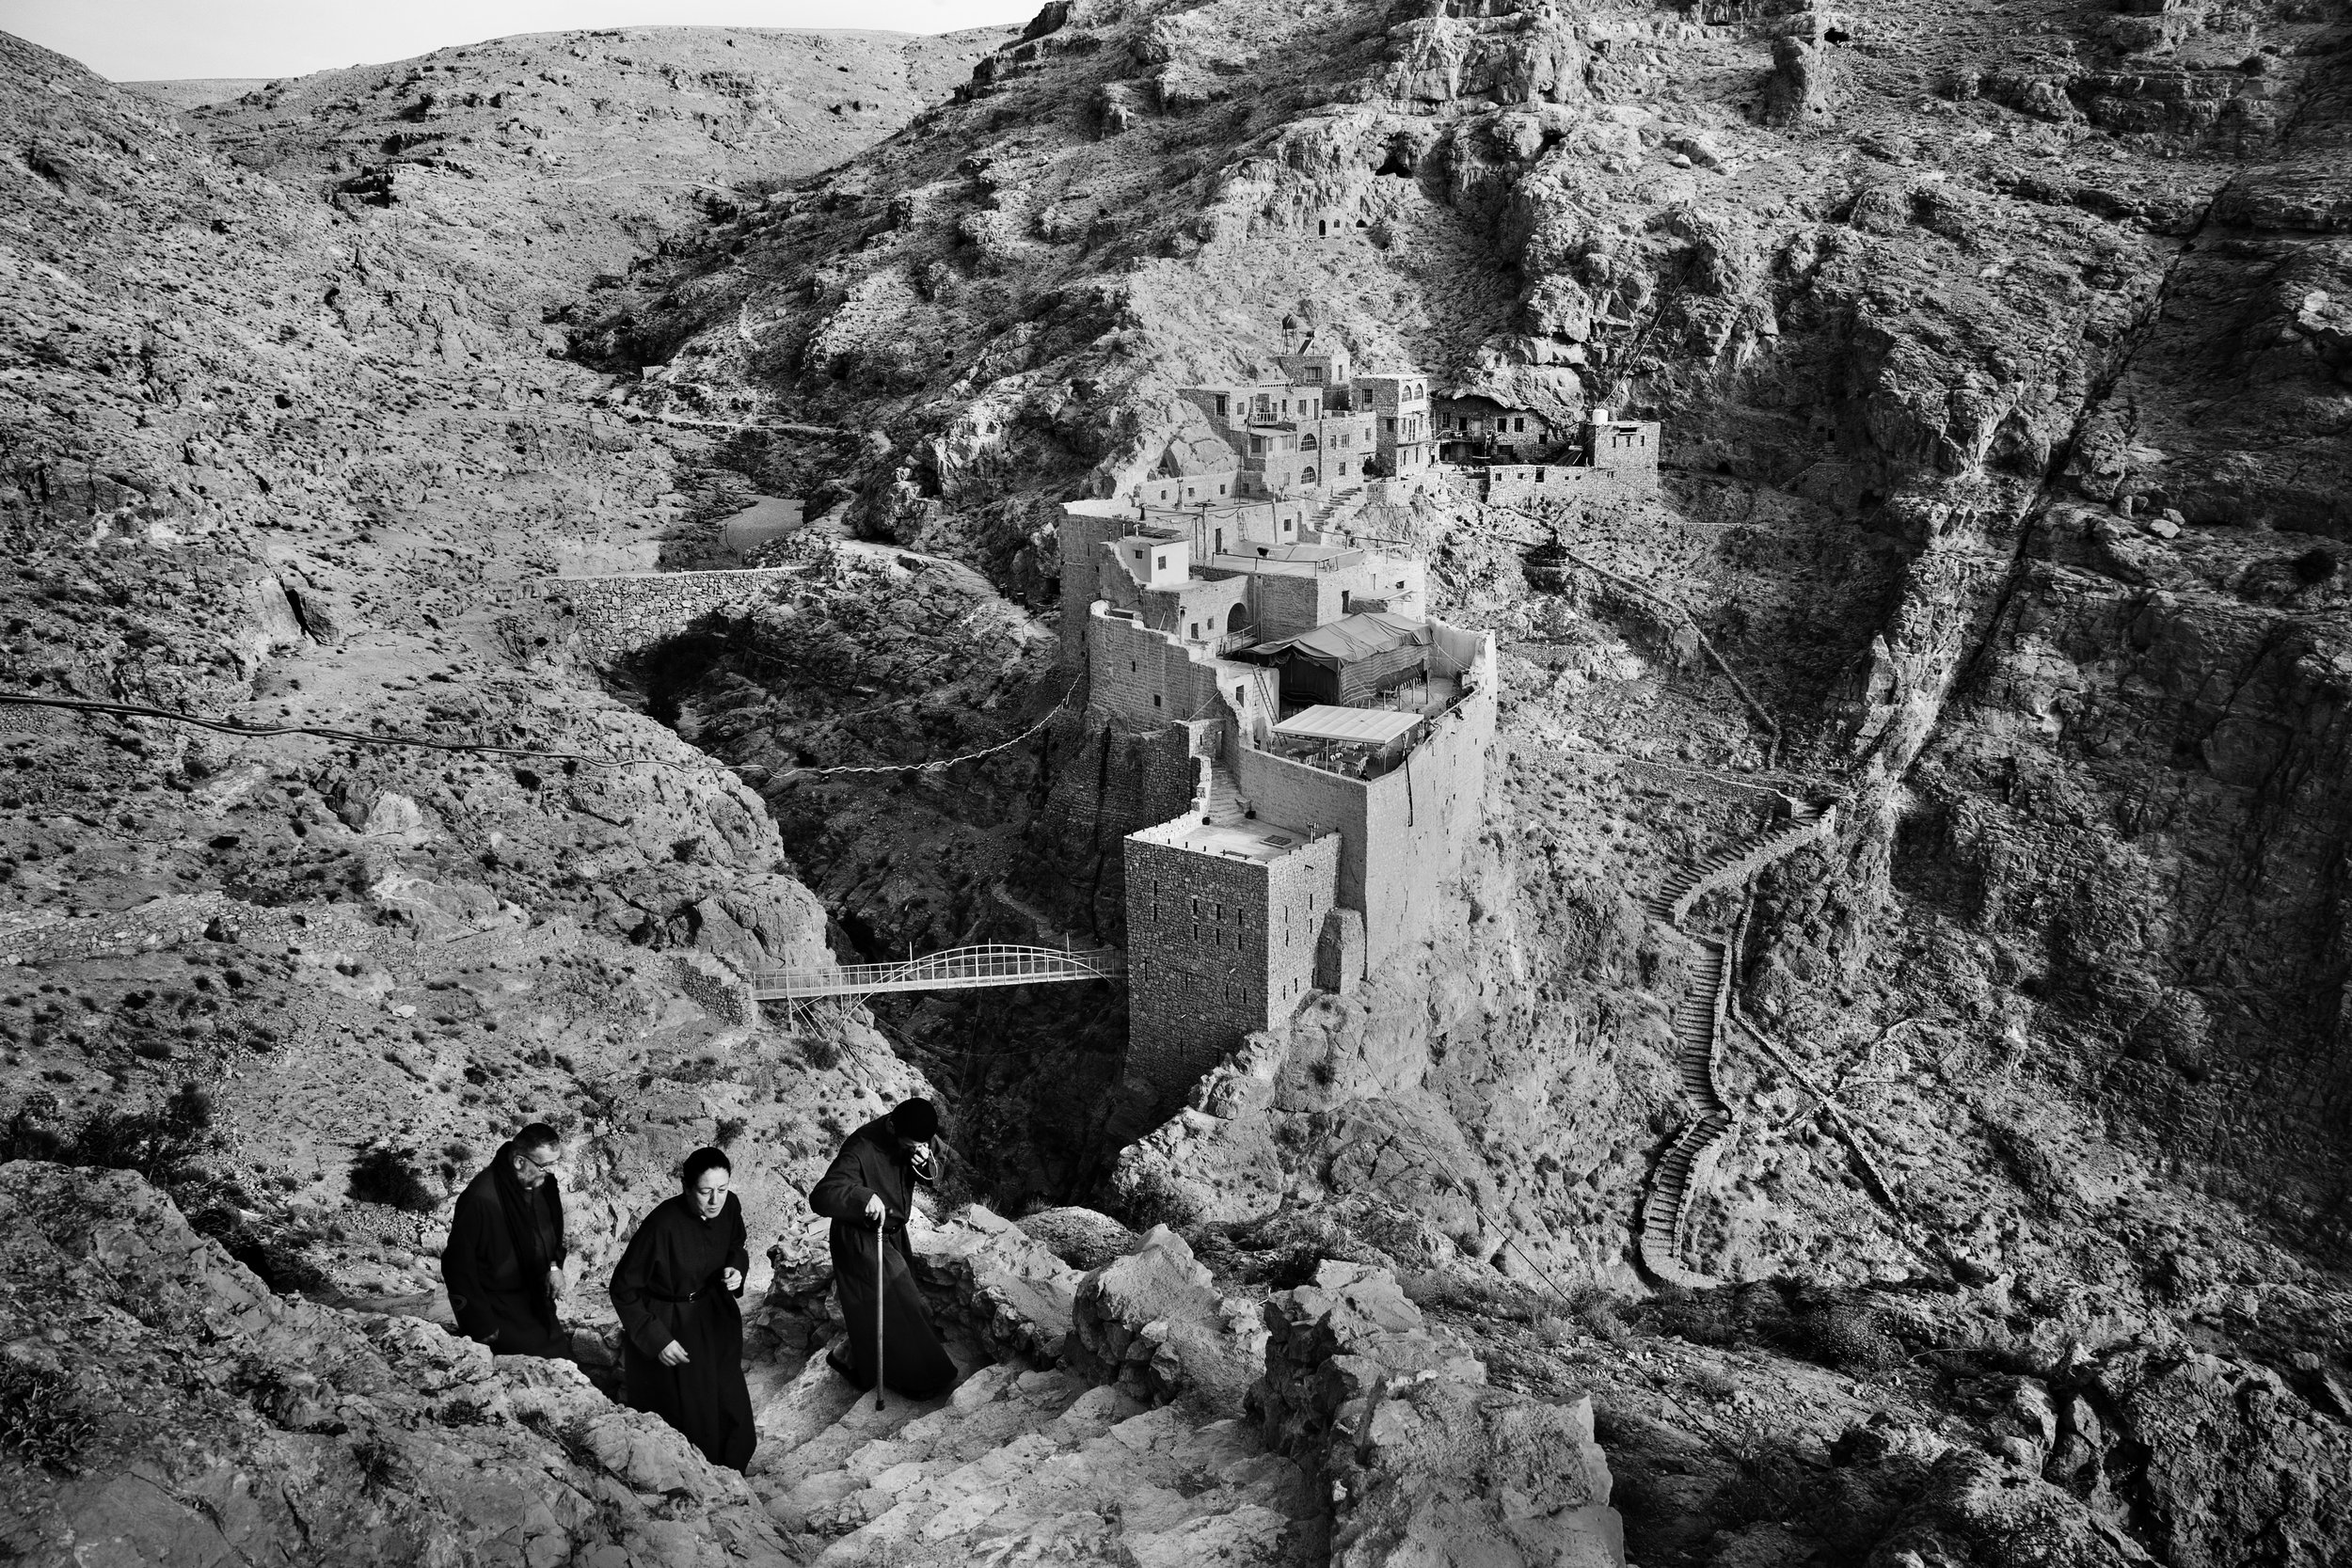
[1134,816,1317,864]
[1273,705,1425,747]
[1232,543,1355,563]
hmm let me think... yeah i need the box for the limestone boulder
[1070,1226,1265,1412]
[1016,1204,1140,1271]
[1251,1261,1623,1568]
[914,1203,1085,1367]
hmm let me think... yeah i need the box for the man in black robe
[609,1146,755,1472]
[442,1121,570,1358]
[809,1098,959,1399]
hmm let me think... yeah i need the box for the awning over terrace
[1252,611,1433,706]
[1271,705,1424,748]
[1253,610,1429,662]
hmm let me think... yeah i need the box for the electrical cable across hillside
[0,677,1077,783]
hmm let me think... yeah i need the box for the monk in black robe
[442,1122,571,1358]
[609,1146,756,1472]
[809,1097,959,1400]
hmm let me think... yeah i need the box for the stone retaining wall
[666,950,755,1028]
[544,562,820,660]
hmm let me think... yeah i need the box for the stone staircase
[744,1214,1623,1567]
[1306,485,1362,539]
[749,1354,1315,1565]
[1644,798,1830,927]
[1200,759,1248,825]
[747,1212,1322,1566]
[1638,796,1837,1286]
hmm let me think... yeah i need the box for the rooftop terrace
[1132,814,1321,864]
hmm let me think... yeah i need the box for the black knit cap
[890,1098,940,1140]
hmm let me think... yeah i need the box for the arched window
[1228,603,1249,632]
[1300,467,1317,484]
[1299,434,1318,451]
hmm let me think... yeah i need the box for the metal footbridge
[749,942,1124,1000]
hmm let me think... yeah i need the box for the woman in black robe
[608,1147,756,1472]
[808,1098,959,1400]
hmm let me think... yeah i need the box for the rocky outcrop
[1014,1204,1138,1270]
[0,1161,793,1566]
[1761,35,1839,127]
[1068,1225,1265,1411]
[1251,1261,1625,1568]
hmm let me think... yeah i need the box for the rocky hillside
[8,2,2352,1565]
[0,13,968,1391]
[564,1,2352,1560]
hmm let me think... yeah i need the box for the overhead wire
[0,670,1079,783]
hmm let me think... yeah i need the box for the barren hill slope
[0,24,946,1555]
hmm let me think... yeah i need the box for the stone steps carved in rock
[746,1259,1317,1565]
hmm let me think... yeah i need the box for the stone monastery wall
[1235,657,1494,968]
[1089,607,1279,739]
[1124,830,1339,1093]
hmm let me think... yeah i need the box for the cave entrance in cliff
[611,626,735,728]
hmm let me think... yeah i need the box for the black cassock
[441,1143,567,1358]
[608,1192,755,1472]
[809,1117,958,1399]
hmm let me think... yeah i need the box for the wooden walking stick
[873,1212,887,1411]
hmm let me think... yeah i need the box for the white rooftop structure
[1271,705,1425,747]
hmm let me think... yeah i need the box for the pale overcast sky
[1,0,1027,83]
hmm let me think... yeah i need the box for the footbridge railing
[749,943,1125,1000]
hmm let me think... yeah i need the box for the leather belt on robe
[646,1282,718,1305]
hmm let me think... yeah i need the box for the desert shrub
[715,1116,748,1147]
[348,1146,438,1212]
[517,1406,605,1471]
[70,1084,215,1185]
[1686,1360,1741,1400]
[0,1082,214,1185]
[350,1432,411,1497]
[1113,1170,1203,1237]
[1571,1284,1636,1347]
[2294,546,2340,585]
[796,1028,842,1070]
[0,1358,95,1470]
[1788,1290,1905,1375]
